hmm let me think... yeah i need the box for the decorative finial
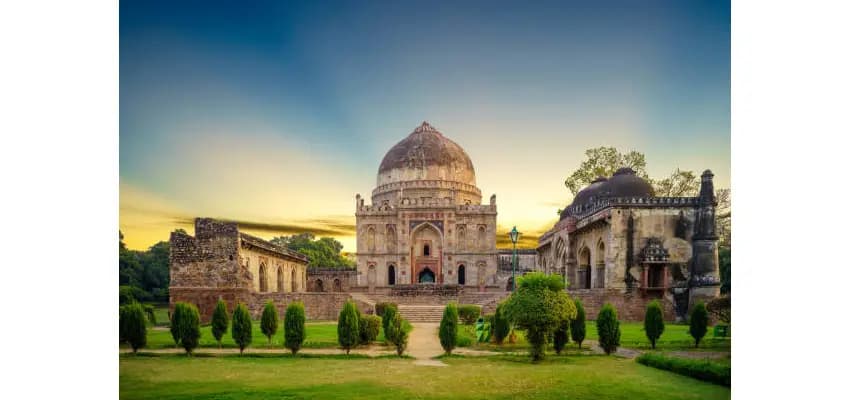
[414,121,437,133]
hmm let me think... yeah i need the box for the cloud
[171,216,355,237]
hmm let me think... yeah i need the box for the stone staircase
[397,305,445,323]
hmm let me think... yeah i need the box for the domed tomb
[373,122,481,205]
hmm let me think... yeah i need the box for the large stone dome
[377,122,476,187]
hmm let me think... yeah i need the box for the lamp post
[509,226,520,292]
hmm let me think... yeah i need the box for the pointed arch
[291,267,297,292]
[578,246,591,289]
[388,264,396,285]
[595,239,606,288]
[259,263,268,292]
[277,266,284,292]
[457,264,466,285]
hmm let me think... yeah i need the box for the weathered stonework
[537,169,721,321]
[355,122,498,290]
[306,268,358,292]
[169,218,310,321]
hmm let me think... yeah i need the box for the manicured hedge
[457,304,481,325]
[636,353,730,387]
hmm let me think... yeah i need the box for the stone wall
[307,269,358,292]
[568,289,676,322]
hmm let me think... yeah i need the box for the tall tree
[270,233,355,268]
[652,168,699,197]
[564,147,649,195]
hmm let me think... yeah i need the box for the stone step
[397,305,445,323]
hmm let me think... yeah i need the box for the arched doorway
[388,265,396,285]
[457,264,466,285]
[418,268,435,283]
[291,268,297,292]
[277,266,284,292]
[333,279,342,292]
[578,247,591,289]
[595,241,606,288]
[315,279,324,292]
[411,223,442,284]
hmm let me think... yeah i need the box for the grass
[131,319,386,350]
[470,321,730,352]
[120,353,731,399]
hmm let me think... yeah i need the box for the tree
[570,299,586,348]
[564,147,649,195]
[385,312,411,356]
[270,233,355,269]
[503,273,577,361]
[174,302,201,355]
[652,168,699,197]
[553,318,569,355]
[337,301,360,354]
[358,314,381,345]
[492,302,511,345]
[211,299,229,348]
[719,247,731,294]
[457,304,481,325]
[381,304,399,341]
[706,296,731,325]
[596,303,621,355]
[231,303,253,354]
[284,301,306,354]
[644,300,665,349]
[439,303,459,355]
[169,303,187,347]
[689,302,709,348]
[261,301,279,346]
[120,303,147,353]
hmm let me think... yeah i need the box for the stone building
[306,268,358,293]
[537,168,721,321]
[354,122,498,291]
[169,218,310,320]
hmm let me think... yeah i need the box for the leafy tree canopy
[270,233,355,269]
[119,231,171,303]
[564,147,649,196]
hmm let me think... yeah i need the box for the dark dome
[606,167,654,197]
[559,167,654,219]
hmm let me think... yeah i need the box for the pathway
[407,323,448,366]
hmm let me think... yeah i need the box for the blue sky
[120,0,730,250]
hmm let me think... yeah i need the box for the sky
[120,0,730,252]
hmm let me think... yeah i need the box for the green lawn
[130,320,386,350]
[120,354,730,399]
[468,321,730,352]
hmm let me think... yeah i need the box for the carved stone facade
[355,122,498,291]
[169,218,309,320]
[537,169,720,321]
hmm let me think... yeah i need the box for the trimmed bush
[284,301,306,354]
[439,303,459,355]
[570,299,586,348]
[337,300,360,354]
[142,304,157,325]
[385,312,411,356]
[169,303,187,346]
[120,303,147,353]
[375,302,397,318]
[211,299,229,348]
[503,273,577,361]
[596,303,621,355]
[231,303,253,354]
[381,304,398,342]
[637,353,731,387]
[261,301,279,346]
[553,318,569,355]
[644,300,665,349]
[457,304,481,325]
[358,314,381,345]
[706,296,731,325]
[689,302,709,348]
[175,302,201,355]
[492,302,511,345]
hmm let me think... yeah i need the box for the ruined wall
[307,269,357,292]
[241,246,307,293]
[169,219,251,289]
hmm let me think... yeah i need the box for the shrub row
[337,300,409,356]
[636,353,731,387]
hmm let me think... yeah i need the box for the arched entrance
[457,264,466,285]
[418,268,435,283]
[410,223,442,284]
[388,264,396,285]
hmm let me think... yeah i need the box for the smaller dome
[606,167,654,197]
[572,176,610,205]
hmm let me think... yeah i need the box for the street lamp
[509,226,520,292]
